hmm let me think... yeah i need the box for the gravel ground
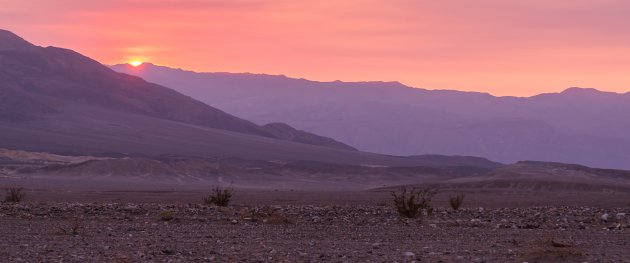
[0,202,629,262]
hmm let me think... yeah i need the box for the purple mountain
[111,63,630,169]
[1,30,414,164]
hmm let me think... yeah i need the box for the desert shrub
[4,187,25,203]
[449,193,465,210]
[159,210,175,221]
[391,187,437,218]
[203,186,233,207]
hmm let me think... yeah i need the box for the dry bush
[4,187,26,203]
[449,193,465,210]
[203,186,233,207]
[391,187,437,218]
[159,210,175,221]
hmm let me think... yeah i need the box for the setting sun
[129,61,143,67]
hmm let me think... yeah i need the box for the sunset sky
[2,0,630,96]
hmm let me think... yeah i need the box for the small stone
[231,219,238,224]
[601,213,609,222]
[403,251,415,258]
[616,213,625,220]
[446,220,460,227]
[470,218,483,227]
[551,240,570,248]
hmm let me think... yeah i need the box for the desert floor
[0,187,629,262]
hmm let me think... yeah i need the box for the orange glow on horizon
[2,0,630,96]
[129,61,143,67]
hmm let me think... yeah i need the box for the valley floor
[0,189,629,262]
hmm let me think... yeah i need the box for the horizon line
[111,62,630,99]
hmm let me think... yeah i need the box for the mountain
[261,123,357,151]
[0,30,271,137]
[111,63,630,169]
[0,29,502,168]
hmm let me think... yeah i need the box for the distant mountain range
[1,29,500,168]
[111,63,630,169]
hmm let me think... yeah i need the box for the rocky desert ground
[1,188,629,262]
[2,149,630,262]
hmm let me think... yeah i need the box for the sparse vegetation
[391,187,437,218]
[449,193,465,210]
[203,186,233,207]
[4,187,26,203]
[159,210,175,221]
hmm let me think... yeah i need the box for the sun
[129,61,143,67]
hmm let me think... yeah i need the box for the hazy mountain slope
[0,29,503,168]
[0,104,393,165]
[0,104,504,168]
[261,123,357,151]
[111,63,630,169]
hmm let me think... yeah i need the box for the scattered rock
[616,213,625,220]
[0,203,628,262]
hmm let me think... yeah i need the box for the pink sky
[2,0,630,96]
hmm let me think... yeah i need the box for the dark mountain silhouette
[0,30,35,51]
[0,29,269,136]
[111,62,630,169]
[0,29,502,168]
[0,29,359,150]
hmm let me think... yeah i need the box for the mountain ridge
[0,29,36,51]
[111,62,630,169]
[113,62,629,98]
[1,29,503,168]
